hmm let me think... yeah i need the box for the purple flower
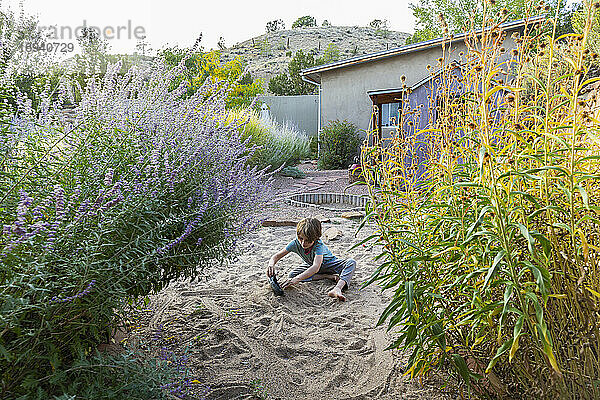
[50,280,96,303]
[104,168,114,186]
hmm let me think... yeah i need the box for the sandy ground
[124,163,453,400]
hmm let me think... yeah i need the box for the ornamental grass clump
[227,108,311,171]
[0,56,271,397]
[361,2,599,399]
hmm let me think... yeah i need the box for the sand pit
[124,166,452,399]
[125,219,451,399]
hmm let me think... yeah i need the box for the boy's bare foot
[328,287,346,301]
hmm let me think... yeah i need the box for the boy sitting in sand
[266,217,356,301]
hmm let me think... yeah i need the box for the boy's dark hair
[296,218,321,242]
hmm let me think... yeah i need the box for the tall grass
[227,108,311,171]
[362,2,600,398]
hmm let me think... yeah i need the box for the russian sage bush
[0,58,271,397]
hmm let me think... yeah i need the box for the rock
[314,215,331,223]
[324,227,342,241]
[341,211,364,219]
[261,220,298,227]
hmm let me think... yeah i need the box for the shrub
[318,120,361,169]
[316,43,340,64]
[44,351,188,399]
[227,108,311,171]
[361,5,600,399]
[266,19,285,33]
[309,135,319,158]
[268,50,318,96]
[0,57,271,397]
[279,166,306,179]
[369,19,385,30]
[291,16,317,29]
[158,48,264,107]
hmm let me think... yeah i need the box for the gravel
[259,161,370,221]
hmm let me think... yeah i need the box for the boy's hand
[281,277,300,289]
[266,263,275,278]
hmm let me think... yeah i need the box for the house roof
[301,16,544,85]
[367,62,466,104]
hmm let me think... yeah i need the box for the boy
[266,217,356,301]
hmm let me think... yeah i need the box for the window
[381,102,400,127]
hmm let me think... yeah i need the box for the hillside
[220,25,410,91]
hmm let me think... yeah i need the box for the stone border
[287,192,368,212]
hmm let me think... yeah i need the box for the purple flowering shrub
[0,58,271,397]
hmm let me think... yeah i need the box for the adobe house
[300,17,543,143]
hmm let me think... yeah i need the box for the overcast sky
[3,0,417,55]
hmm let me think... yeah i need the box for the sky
[3,0,417,55]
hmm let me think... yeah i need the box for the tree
[558,1,583,37]
[369,19,385,29]
[322,20,331,27]
[77,26,110,56]
[370,19,390,38]
[266,19,285,32]
[316,43,340,64]
[268,50,318,95]
[292,16,317,29]
[158,48,264,108]
[75,26,111,74]
[572,1,600,55]
[135,35,151,56]
[268,73,294,95]
[406,0,564,44]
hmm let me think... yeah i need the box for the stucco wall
[318,34,519,137]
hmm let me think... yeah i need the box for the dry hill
[220,25,410,91]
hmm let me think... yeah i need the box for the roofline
[301,74,320,86]
[408,61,466,91]
[367,62,467,101]
[367,87,405,96]
[301,16,544,85]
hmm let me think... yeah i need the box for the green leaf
[0,343,11,361]
[486,338,513,373]
[523,261,550,302]
[483,250,505,289]
[576,185,589,210]
[499,284,514,336]
[509,314,524,362]
[517,223,535,256]
[464,205,492,241]
[452,354,472,386]
[406,281,415,315]
[525,292,544,323]
[431,322,446,350]
[579,76,600,88]
[552,222,571,233]
[377,297,403,328]
[537,322,560,373]
[510,190,541,206]
[528,74,546,92]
